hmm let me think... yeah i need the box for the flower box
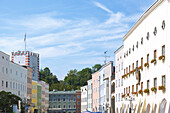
[159,55,165,61]
[144,89,149,94]
[130,71,133,74]
[138,66,143,70]
[132,92,137,95]
[151,87,157,93]
[138,90,143,95]
[122,94,125,98]
[144,63,149,68]
[158,85,165,91]
[151,59,157,64]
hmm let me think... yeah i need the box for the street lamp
[125,93,135,113]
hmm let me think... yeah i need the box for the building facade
[87,79,92,111]
[23,66,33,112]
[81,85,88,112]
[0,51,27,100]
[11,51,39,81]
[49,90,81,113]
[116,0,170,112]
[40,81,47,113]
[45,83,49,112]
[76,90,81,113]
[92,71,100,112]
[114,45,124,113]
[32,80,38,113]
[37,83,42,113]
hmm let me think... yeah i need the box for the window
[129,48,131,54]
[6,81,8,88]
[94,80,95,85]
[141,58,143,68]
[121,93,123,101]
[132,85,134,92]
[2,56,4,59]
[58,105,61,108]
[136,60,138,68]
[136,41,138,48]
[63,98,65,102]
[63,105,66,108]
[53,105,56,108]
[141,37,143,44]
[10,69,12,74]
[116,80,117,87]
[77,102,80,105]
[124,88,125,94]
[132,63,134,70]
[77,95,80,99]
[162,45,165,56]
[68,98,71,102]
[118,93,120,101]
[2,67,4,73]
[116,94,117,102]
[124,69,125,74]
[162,20,165,30]
[154,78,157,88]
[2,81,4,86]
[74,105,76,108]
[136,84,138,92]
[119,79,120,87]
[121,79,123,86]
[129,65,130,73]
[16,71,18,75]
[147,54,149,63]
[121,62,123,70]
[162,75,165,86]
[6,68,8,74]
[132,45,134,51]
[146,32,149,40]
[147,80,150,89]
[129,86,130,93]
[154,50,157,59]
[58,98,60,102]
[141,82,143,90]
[119,64,120,71]
[153,27,157,36]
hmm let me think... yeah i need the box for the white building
[103,61,113,113]
[119,0,170,112]
[114,45,124,113]
[81,85,88,112]
[0,51,27,100]
[87,79,93,111]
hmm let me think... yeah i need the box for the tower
[11,51,39,81]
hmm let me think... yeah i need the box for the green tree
[92,64,102,73]
[0,91,24,112]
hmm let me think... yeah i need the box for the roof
[49,91,77,95]
[114,45,124,54]
[123,0,165,41]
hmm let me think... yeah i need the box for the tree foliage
[0,91,25,112]
[40,64,102,91]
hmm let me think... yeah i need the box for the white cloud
[93,2,113,14]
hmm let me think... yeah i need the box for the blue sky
[0,0,155,80]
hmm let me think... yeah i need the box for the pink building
[92,71,100,112]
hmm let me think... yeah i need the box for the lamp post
[125,94,135,113]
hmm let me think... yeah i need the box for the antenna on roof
[104,51,110,64]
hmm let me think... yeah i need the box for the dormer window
[153,27,157,36]
[129,48,131,54]
[136,42,138,48]
[132,45,134,51]
[146,32,149,40]
[141,37,143,45]
[162,20,165,30]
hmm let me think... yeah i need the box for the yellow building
[32,80,38,113]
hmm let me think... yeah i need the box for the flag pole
[25,33,26,54]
